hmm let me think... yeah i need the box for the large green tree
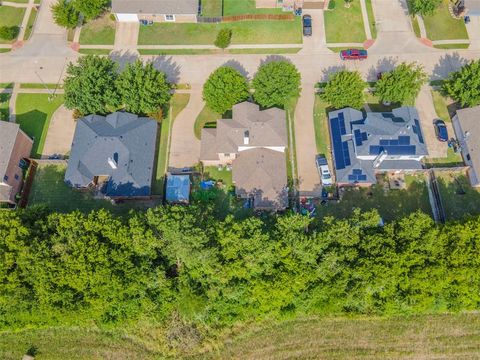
[322,70,366,109]
[375,62,427,104]
[64,55,120,115]
[252,61,301,108]
[116,60,171,116]
[203,66,250,114]
[443,60,480,107]
[408,0,442,16]
[51,0,80,29]
[73,0,108,20]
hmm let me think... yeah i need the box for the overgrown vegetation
[443,59,480,107]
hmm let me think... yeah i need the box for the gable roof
[329,107,428,184]
[65,112,157,197]
[0,122,22,179]
[454,106,480,183]
[233,148,288,210]
[112,0,198,15]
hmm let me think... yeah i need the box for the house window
[224,153,230,157]
[19,159,27,168]
[165,14,175,21]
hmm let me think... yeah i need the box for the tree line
[1,205,479,330]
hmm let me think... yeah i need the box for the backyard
[0,5,26,43]
[324,0,366,43]
[316,175,432,222]
[79,14,116,45]
[422,0,468,41]
[138,19,302,45]
[15,94,64,158]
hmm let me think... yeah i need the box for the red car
[340,49,368,60]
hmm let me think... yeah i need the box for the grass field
[223,0,283,15]
[425,147,464,168]
[423,0,468,41]
[15,94,64,158]
[0,6,26,43]
[138,19,302,45]
[324,1,366,43]
[78,48,112,55]
[152,93,190,195]
[2,313,479,359]
[79,14,116,45]
[201,0,223,17]
[203,166,233,188]
[431,90,452,122]
[194,105,221,140]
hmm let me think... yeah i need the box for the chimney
[243,130,250,145]
[108,152,119,169]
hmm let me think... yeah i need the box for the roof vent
[108,152,119,169]
[244,130,250,145]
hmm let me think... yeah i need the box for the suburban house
[112,0,199,22]
[200,102,288,211]
[0,122,33,205]
[452,106,480,187]
[328,107,428,186]
[65,112,157,199]
[165,173,191,204]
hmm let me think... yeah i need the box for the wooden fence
[197,13,295,23]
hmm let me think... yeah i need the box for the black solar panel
[330,116,351,170]
[413,119,424,144]
[348,169,368,183]
[370,145,416,155]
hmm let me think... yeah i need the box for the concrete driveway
[299,9,329,54]
[295,84,322,196]
[168,86,203,170]
[114,22,139,50]
[41,105,76,158]
[415,87,447,158]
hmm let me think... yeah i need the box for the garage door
[116,13,138,22]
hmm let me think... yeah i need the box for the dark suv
[303,15,312,36]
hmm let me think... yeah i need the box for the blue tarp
[166,175,190,203]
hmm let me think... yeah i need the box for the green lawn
[20,83,64,90]
[316,175,432,222]
[78,48,112,55]
[24,7,38,40]
[15,94,64,158]
[0,92,11,121]
[28,164,148,214]
[431,90,451,122]
[434,43,470,49]
[424,147,464,168]
[423,0,468,41]
[223,0,283,15]
[313,95,331,158]
[194,105,221,140]
[79,14,116,45]
[138,19,302,45]
[0,6,26,43]
[365,0,377,39]
[324,1,366,43]
[201,0,223,17]
[152,93,190,195]
[203,166,233,188]
[435,172,480,220]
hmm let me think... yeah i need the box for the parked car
[302,15,312,36]
[315,155,333,186]
[340,48,368,60]
[434,119,448,142]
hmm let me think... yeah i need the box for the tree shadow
[222,59,249,78]
[432,53,468,81]
[321,65,347,82]
[259,55,291,66]
[109,49,139,70]
[366,57,398,82]
[151,55,181,84]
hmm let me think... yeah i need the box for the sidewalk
[359,0,373,39]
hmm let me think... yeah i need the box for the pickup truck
[340,49,368,60]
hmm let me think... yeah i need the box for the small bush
[0,26,19,41]
[328,0,336,9]
[214,29,232,49]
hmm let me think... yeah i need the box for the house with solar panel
[328,107,428,186]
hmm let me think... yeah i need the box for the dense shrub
[0,26,19,41]
[214,29,232,49]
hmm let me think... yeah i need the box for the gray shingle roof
[65,112,157,197]
[0,122,21,179]
[454,106,480,184]
[233,148,288,210]
[112,0,198,15]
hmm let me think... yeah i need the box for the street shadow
[152,55,181,83]
[321,65,346,82]
[222,59,249,78]
[109,49,139,70]
[432,53,468,81]
[259,55,291,66]
[367,57,398,82]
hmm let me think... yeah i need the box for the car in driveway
[302,15,312,36]
[315,155,333,186]
[434,119,448,142]
[340,48,368,60]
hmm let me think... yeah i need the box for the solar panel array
[413,119,424,144]
[330,113,351,170]
[353,129,368,146]
[348,168,367,182]
[369,135,417,155]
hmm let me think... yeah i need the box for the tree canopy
[408,0,441,16]
[375,62,427,104]
[322,70,366,109]
[64,55,121,116]
[72,0,108,20]
[117,60,172,117]
[51,0,80,29]
[252,60,301,108]
[203,66,250,114]
[443,60,480,107]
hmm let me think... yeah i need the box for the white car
[315,155,333,186]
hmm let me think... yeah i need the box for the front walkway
[168,85,203,170]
